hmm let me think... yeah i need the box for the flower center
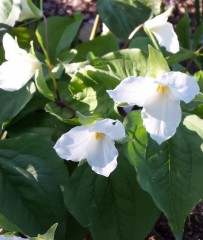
[156,84,168,94]
[95,132,104,139]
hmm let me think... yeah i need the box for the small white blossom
[0,33,40,91]
[144,7,179,53]
[54,119,126,177]
[107,72,199,144]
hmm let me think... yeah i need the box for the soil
[42,1,203,239]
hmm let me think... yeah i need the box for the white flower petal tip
[108,71,199,144]
[54,119,126,177]
[144,8,179,53]
[0,236,28,240]
[0,33,40,91]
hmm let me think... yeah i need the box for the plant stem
[89,14,100,40]
[0,130,7,140]
[42,15,61,101]
[123,23,144,48]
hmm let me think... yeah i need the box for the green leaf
[193,24,203,50]
[124,111,203,240]
[147,46,170,77]
[195,70,203,92]
[129,36,151,53]
[64,155,160,240]
[0,82,36,128]
[0,212,21,232]
[0,134,69,238]
[69,67,119,118]
[35,66,55,100]
[18,0,42,22]
[7,107,69,141]
[73,33,119,62]
[97,0,154,40]
[30,223,58,240]
[36,15,83,64]
[166,47,194,66]
[92,48,148,78]
[176,12,191,49]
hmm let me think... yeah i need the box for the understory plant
[0,1,203,240]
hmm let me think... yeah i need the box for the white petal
[54,126,92,161]
[89,118,126,141]
[0,236,27,240]
[107,76,156,106]
[142,89,181,144]
[144,7,173,29]
[157,72,200,103]
[0,56,40,91]
[2,33,27,61]
[86,135,118,177]
[148,22,179,53]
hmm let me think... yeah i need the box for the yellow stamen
[156,85,168,93]
[95,132,104,139]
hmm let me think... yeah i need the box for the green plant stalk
[42,15,60,101]
[0,130,7,140]
[89,14,100,40]
[144,28,160,51]
[123,23,144,48]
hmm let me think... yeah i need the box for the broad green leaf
[124,111,203,240]
[0,134,69,239]
[73,33,119,62]
[147,46,170,77]
[92,48,148,78]
[36,15,83,64]
[166,48,194,66]
[64,155,160,240]
[97,0,153,40]
[35,66,55,100]
[176,12,191,50]
[7,107,69,141]
[0,212,21,232]
[193,24,203,50]
[69,67,119,118]
[181,92,203,115]
[0,82,36,128]
[129,36,151,53]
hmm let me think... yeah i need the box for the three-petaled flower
[144,7,179,53]
[107,72,200,144]
[0,33,40,91]
[54,119,126,177]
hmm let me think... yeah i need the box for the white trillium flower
[0,33,40,91]
[107,72,200,144]
[54,119,126,177]
[144,7,179,53]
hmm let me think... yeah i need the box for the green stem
[17,18,40,27]
[89,14,100,40]
[0,130,7,140]
[123,23,144,49]
[40,0,43,12]
[145,28,160,51]
[42,15,61,101]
